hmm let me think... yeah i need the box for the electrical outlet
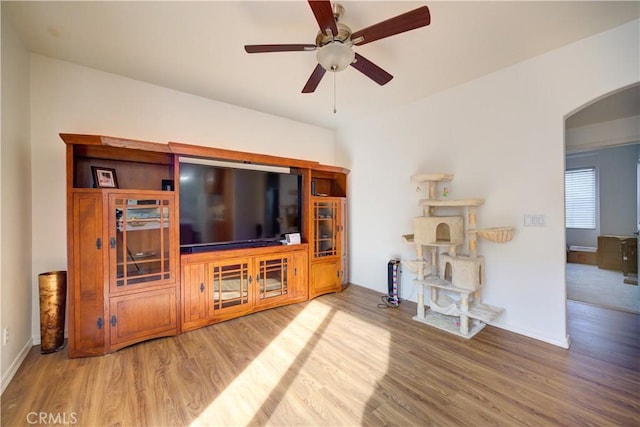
[3,328,9,346]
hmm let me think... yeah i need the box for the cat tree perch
[402,173,514,338]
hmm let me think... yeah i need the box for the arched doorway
[564,83,640,314]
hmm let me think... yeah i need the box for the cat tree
[402,173,513,338]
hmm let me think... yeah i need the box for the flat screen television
[179,160,302,252]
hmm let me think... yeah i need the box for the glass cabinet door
[313,199,338,259]
[210,260,250,311]
[110,194,174,291]
[256,256,288,303]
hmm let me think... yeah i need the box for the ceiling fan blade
[350,53,393,86]
[302,64,327,93]
[351,6,431,46]
[245,44,316,53]
[308,0,338,36]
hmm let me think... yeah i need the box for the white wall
[566,115,640,153]
[29,55,335,343]
[337,19,639,347]
[566,144,639,248]
[1,10,33,392]
[599,144,640,237]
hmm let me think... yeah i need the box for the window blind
[565,167,596,229]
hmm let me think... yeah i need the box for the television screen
[179,162,301,249]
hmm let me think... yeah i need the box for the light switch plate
[524,214,545,227]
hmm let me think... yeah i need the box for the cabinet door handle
[111,315,117,327]
[199,283,205,292]
[110,237,116,249]
[249,275,252,284]
[96,238,102,250]
[97,317,103,329]
[294,267,297,276]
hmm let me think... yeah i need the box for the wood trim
[60,133,108,146]
[297,169,312,245]
[66,145,75,191]
[60,133,171,153]
[313,164,350,174]
[61,133,349,173]
[62,133,174,166]
[168,141,320,169]
[66,161,76,356]
[181,244,309,265]
[100,136,171,153]
[74,145,174,166]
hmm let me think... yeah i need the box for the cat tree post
[416,244,425,319]
[459,293,470,334]
[430,247,439,303]
[469,206,478,258]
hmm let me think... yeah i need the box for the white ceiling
[4,1,639,130]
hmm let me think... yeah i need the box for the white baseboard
[1,337,34,394]
[352,282,572,348]
[489,321,570,349]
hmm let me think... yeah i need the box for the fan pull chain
[333,70,337,114]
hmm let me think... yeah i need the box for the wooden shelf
[411,173,454,183]
[415,276,472,294]
[419,198,485,207]
[402,234,463,247]
[462,302,504,323]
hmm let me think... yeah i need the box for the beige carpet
[566,263,639,313]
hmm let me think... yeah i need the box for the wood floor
[2,285,639,426]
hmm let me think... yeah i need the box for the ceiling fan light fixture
[316,42,355,72]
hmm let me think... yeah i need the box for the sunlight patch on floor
[190,299,391,425]
[190,301,332,425]
[264,300,392,424]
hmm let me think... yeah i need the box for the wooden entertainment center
[61,134,348,358]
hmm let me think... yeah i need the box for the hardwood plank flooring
[1,285,638,426]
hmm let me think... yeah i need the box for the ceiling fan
[244,1,431,93]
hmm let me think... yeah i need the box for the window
[565,167,596,229]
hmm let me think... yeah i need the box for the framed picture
[91,166,119,189]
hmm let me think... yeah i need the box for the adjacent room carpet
[566,263,639,313]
